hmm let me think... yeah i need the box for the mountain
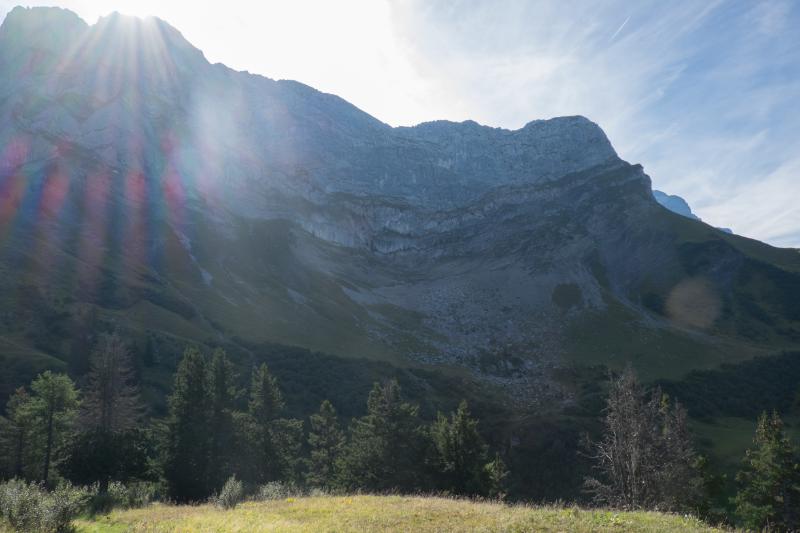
[1,5,799,426]
[653,190,733,233]
[652,190,700,220]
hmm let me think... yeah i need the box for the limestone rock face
[0,7,797,407]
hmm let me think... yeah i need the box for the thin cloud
[610,15,630,41]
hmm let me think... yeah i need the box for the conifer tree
[484,452,510,500]
[734,411,800,531]
[337,380,425,492]
[164,347,212,502]
[430,400,491,496]
[235,363,302,484]
[0,387,34,478]
[307,400,345,488]
[27,371,79,486]
[81,332,141,433]
[207,349,237,491]
[240,363,285,484]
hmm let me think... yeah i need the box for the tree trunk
[13,427,24,478]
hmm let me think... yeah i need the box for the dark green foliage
[0,388,34,479]
[270,418,304,485]
[429,400,491,496]
[658,351,800,419]
[336,380,426,492]
[502,417,592,503]
[484,452,509,500]
[26,372,79,486]
[207,349,237,492]
[235,364,303,485]
[691,455,728,524]
[163,348,211,502]
[733,411,800,531]
[81,333,141,433]
[306,400,344,489]
[249,363,284,425]
[246,341,504,421]
[61,429,151,490]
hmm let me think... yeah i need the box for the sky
[1,0,799,248]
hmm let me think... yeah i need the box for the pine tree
[164,347,212,502]
[207,349,237,491]
[81,332,141,433]
[430,400,491,496]
[734,411,800,531]
[27,371,79,486]
[337,380,425,492]
[307,400,345,488]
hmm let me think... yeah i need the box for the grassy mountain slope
[71,495,724,533]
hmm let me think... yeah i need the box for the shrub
[123,482,159,508]
[0,479,41,532]
[214,476,244,510]
[256,481,303,501]
[40,483,89,532]
[87,481,160,515]
[0,479,88,533]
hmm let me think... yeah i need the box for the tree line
[0,334,507,503]
[1,335,799,531]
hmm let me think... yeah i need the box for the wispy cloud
[610,15,630,41]
[387,0,800,248]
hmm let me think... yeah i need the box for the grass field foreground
[73,495,725,532]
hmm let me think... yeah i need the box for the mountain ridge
[0,6,799,415]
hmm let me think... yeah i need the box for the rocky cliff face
[1,7,798,407]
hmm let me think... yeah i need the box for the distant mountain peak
[653,190,733,233]
[652,190,699,220]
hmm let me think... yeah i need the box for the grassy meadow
[71,495,725,533]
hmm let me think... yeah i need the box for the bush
[87,481,160,515]
[123,482,159,509]
[255,481,303,501]
[0,479,41,532]
[0,479,88,533]
[214,476,244,510]
[41,483,89,532]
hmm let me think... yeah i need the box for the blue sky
[2,0,799,247]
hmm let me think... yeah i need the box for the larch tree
[583,366,700,511]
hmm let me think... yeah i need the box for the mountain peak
[0,5,88,58]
